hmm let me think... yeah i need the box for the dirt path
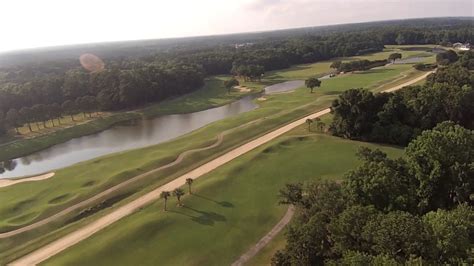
[0,173,55,188]
[383,70,432,92]
[10,72,432,265]
[231,205,295,266]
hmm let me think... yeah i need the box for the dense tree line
[330,51,474,145]
[0,62,205,134]
[0,19,472,137]
[275,122,474,265]
[330,59,388,73]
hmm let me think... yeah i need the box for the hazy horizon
[1,0,473,53]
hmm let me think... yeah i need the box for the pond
[0,80,304,178]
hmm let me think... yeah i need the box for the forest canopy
[0,17,473,137]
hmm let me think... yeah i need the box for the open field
[0,46,435,263]
[44,133,403,265]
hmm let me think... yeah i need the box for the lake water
[0,80,303,178]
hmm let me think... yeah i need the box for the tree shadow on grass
[323,90,343,95]
[356,69,392,74]
[193,194,234,208]
[184,206,227,226]
[167,205,227,226]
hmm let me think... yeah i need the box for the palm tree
[186,178,194,194]
[173,188,185,207]
[313,117,321,132]
[318,121,326,132]
[306,119,313,132]
[160,191,171,211]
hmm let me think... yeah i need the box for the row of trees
[330,59,388,73]
[330,51,474,145]
[0,63,205,136]
[159,178,194,210]
[0,96,99,134]
[275,122,474,264]
[230,64,265,81]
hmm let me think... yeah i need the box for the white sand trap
[234,86,251,92]
[0,172,55,188]
[257,97,267,101]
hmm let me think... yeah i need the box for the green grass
[44,133,403,265]
[140,76,262,118]
[0,46,435,263]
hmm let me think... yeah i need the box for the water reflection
[264,80,304,94]
[0,95,257,178]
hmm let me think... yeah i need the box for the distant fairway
[45,133,403,265]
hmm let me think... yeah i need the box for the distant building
[453,42,471,51]
[234,43,254,49]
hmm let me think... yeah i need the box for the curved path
[232,205,295,266]
[0,173,55,188]
[10,71,433,265]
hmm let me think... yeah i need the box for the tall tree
[61,100,76,121]
[173,188,185,206]
[224,78,239,93]
[406,121,474,212]
[19,107,33,132]
[160,191,171,211]
[388,53,402,62]
[5,109,21,134]
[306,118,313,131]
[305,77,321,93]
[185,178,194,194]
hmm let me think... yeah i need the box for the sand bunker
[0,172,55,188]
[234,86,251,92]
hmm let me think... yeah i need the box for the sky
[1,0,472,53]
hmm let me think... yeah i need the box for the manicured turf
[0,46,434,263]
[44,133,403,265]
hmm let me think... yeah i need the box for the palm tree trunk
[70,114,75,121]
[164,199,167,211]
[27,123,32,132]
